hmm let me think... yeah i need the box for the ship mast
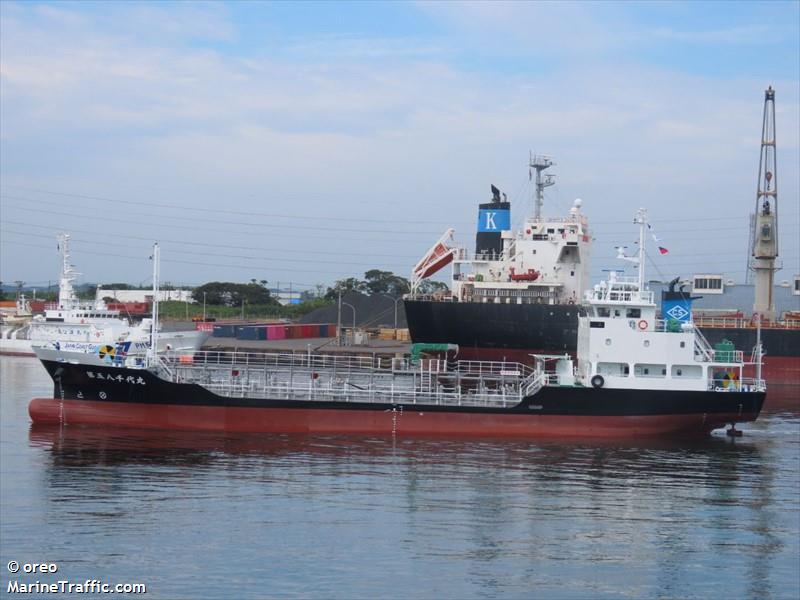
[529,154,555,221]
[56,233,79,309]
[149,242,160,366]
[751,86,778,321]
[634,208,647,291]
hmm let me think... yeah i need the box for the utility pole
[751,86,779,321]
[337,292,343,345]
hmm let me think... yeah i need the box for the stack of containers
[266,324,286,340]
[213,323,338,340]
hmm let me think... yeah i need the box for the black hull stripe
[42,361,766,418]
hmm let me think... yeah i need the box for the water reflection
[21,424,798,599]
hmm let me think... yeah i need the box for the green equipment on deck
[410,343,459,363]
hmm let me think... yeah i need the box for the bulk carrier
[404,87,798,400]
[405,154,590,357]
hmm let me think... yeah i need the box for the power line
[0,196,440,237]
[0,222,421,261]
[4,185,795,230]
[0,239,402,281]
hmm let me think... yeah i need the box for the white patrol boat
[1,234,208,357]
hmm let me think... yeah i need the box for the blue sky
[1,1,798,293]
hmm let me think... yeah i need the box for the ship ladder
[693,326,715,362]
[522,371,545,397]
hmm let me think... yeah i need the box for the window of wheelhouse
[597,307,611,317]
[634,363,667,378]
[626,308,641,318]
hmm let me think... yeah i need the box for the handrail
[692,325,715,362]
[694,316,800,330]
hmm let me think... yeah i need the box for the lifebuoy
[591,374,605,389]
[638,320,648,330]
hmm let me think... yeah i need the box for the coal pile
[299,291,406,329]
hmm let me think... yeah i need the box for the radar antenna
[751,86,779,321]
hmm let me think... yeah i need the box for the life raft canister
[98,345,116,359]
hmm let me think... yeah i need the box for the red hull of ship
[29,397,743,438]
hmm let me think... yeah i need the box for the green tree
[363,270,410,296]
[192,281,278,307]
[324,277,367,301]
[76,284,97,301]
[418,280,449,295]
[102,283,134,290]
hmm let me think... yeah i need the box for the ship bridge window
[597,307,611,317]
[794,277,800,295]
[626,308,641,318]
[671,365,702,378]
[597,362,629,377]
[634,363,667,378]
[547,228,555,234]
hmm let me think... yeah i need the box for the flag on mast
[648,223,669,254]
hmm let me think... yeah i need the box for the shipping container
[266,325,286,340]
[212,325,236,338]
[28,300,47,313]
[237,326,267,340]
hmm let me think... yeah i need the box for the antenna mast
[634,208,647,291]
[149,242,160,366]
[529,153,555,221]
[752,86,778,321]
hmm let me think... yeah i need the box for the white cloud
[1,1,798,285]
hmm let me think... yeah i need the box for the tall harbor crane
[751,86,779,321]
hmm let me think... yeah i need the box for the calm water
[1,356,798,599]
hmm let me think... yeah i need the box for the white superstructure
[538,209,765,394]
[410,156,592,305]
[449,198,590,306]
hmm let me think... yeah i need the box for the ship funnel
[661,276,701,330]
[475,185,510,259]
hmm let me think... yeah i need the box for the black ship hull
[404,300,581,353]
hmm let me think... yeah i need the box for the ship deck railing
[693,316,800,330]
[708,377,765,393]
[158,350,536,408]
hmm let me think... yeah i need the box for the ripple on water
[1,356,799,599]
